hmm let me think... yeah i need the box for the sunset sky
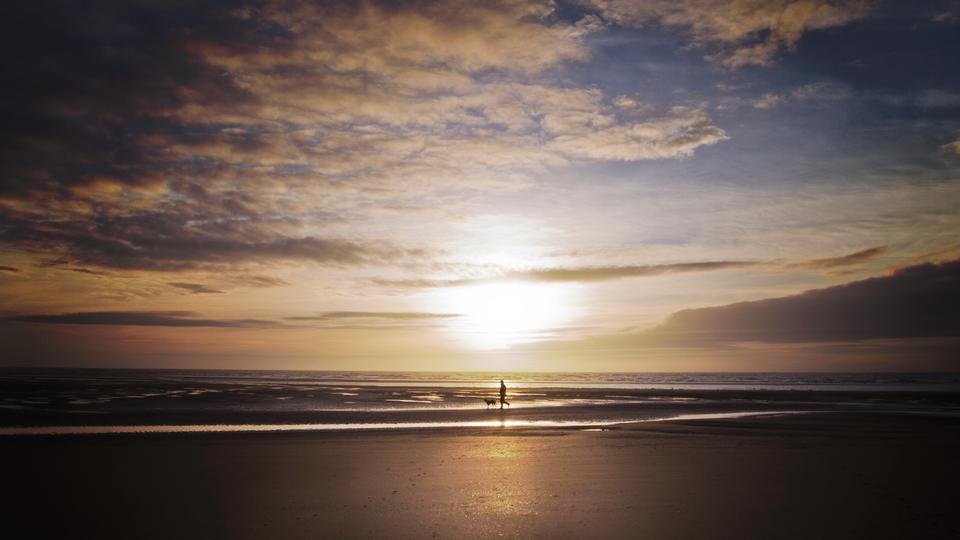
[1,0,958,371]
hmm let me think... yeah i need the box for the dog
[483,398,510,408]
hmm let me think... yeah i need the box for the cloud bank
[650,258,960,343]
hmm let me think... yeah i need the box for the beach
[5,412,959,539]
[4,369,960,433]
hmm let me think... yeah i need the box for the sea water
[1,368,958,434]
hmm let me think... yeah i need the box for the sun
[435,281,579,349]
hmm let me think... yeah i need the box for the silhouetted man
[499,379,510,409]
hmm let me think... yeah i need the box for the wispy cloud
[69,268,109,276]
[168,282,225,295]
[0,205,426,271]
[739,81,855,110]
[287,312,461,321]
[521,261,761,282]
[943,138,960,154]
[781,246,887,274]
[374,248,889,288]
[9,311,280,328]
[374,260,758,287]
[228,275,290,288]
[581,0,874,67]
[284,311,461,330]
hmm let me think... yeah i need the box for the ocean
[3,368,959,435]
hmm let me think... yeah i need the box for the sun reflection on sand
[463,436,541,520]
[0,411,808,436]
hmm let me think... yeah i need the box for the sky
[1,0,958,372]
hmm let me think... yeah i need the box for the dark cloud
[523,259,960,370]
[168,282,225,294]
[0,204,420,270]
[0,0,728,277]
[70,268,109,276]
[0,1,282,197]
[0,2,388,274]
[0,265,19,273]
[649,258,960,344]
[8,311,280,328]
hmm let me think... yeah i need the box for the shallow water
[0,410,808,435]
[2,368,958,434]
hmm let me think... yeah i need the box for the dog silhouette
[484,398,509,408]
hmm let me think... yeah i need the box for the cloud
[723,81,854,110]
[545,106,727,160]
[781,246,887,273]
[931,9,959,25]
[943,138,960,154]
[647,258,960,343]
[229,275,290,288]
[0,265,19,273]
[8,311,279,328]
[373,248,888,288]
[374,260,759,287]
[898,245,960,268]
[168,282,225,294]
[0,204,424,270]
[791,81,855,101]
[753,93,786,109]
[284,311,461,330]
[0,2,264,198]
[69,268,109,276]
[513,261,760,282]
[582,0,874,67]
[0,0,726,275]
[523,258,960,371]
[287,311,461,321]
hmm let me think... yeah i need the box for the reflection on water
[0,410,805,436]
[4,368,959,436]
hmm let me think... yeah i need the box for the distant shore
[5,412,959,539]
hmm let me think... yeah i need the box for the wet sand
[4,412,959,539]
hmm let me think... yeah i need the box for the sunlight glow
[437,282,579,349]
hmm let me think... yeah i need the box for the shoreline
[5,385,960,428]
[4,408,960,437]
[0,409,811,436]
